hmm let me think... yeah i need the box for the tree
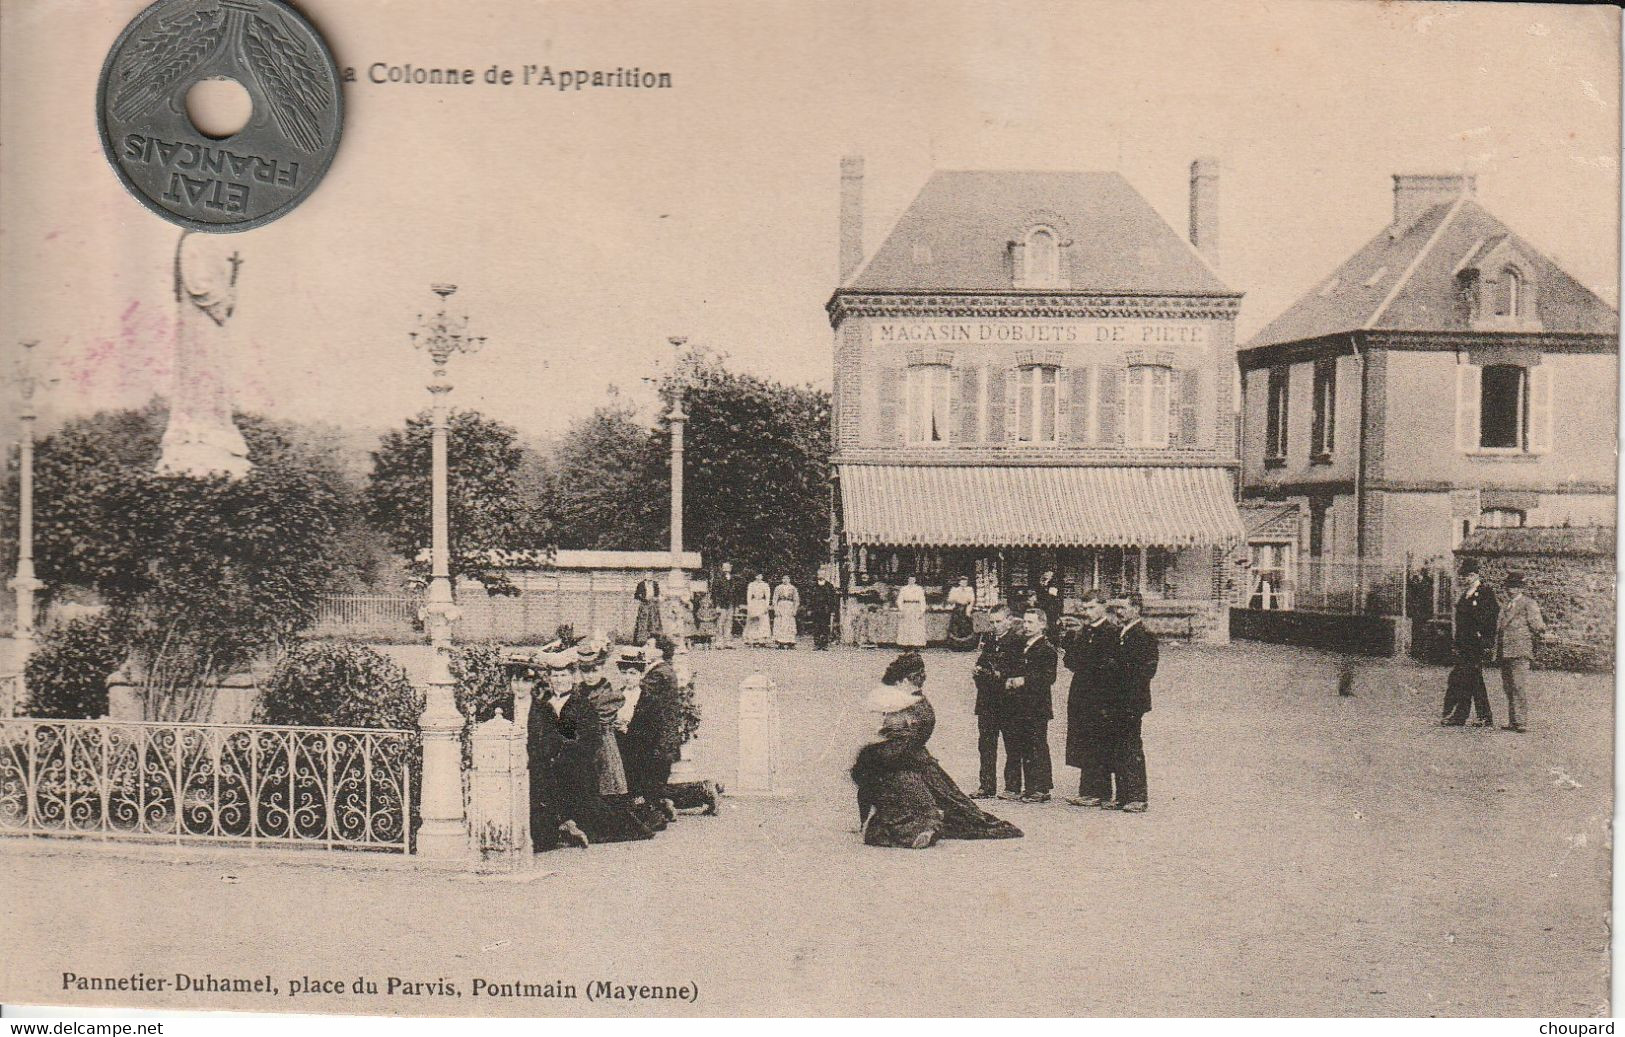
[669,359,831,582]
[539,354,832,583]
[1,403,359,719]
[363,409,548,587]
[545,398,664,551]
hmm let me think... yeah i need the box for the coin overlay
[97,0,343,232]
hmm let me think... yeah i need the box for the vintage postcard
[0,0,1618,1021]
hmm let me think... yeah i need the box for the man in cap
[1442,559,1498,727]
[1099,594,1156,813]
[712,562,741,648]
[969,603,1018,799]
[1494,571,1545,733]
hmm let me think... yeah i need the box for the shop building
[827,157,1247,641]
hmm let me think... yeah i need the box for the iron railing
[0,718,416,852]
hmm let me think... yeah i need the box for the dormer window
[1496,267,1523,318]
[1010,225,1067,289]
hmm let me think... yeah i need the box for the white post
[9,341,44,706]
[509,671,534,856]
[733,672,783,797]
[409,284,485,860]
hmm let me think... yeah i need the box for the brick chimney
[1391,173,1475,238]
[839,154,864,284]
[1188,158,1220,270]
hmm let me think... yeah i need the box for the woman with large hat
[528,649,658,850]
[850,652,1022,849]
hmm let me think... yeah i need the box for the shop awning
[837,464,1245,548]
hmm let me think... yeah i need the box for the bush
[23,615,130,719]
[255,642,422,732]
[450,642,513,726]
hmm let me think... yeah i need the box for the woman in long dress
[744,573,772,645]
[633,578,663,644]
[772,576,801,648]
[895,575,929,649]
[575,641,631,796]
[850,653,1022,848]
[945,576,977,651]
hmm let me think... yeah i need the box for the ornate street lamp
[8,341,46,708]
[408,284,485,859]
[666,335,689,593]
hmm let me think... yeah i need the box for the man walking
[712,562,740,648]
[1101,594,1156,813]
[1001,608,1058,803]
[1494,572,1545,733]
[970,604,1018,799]
[1442,560,1498,727]
[1060,591,1116,807]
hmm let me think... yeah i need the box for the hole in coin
[184,77,253,139]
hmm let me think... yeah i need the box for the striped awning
[838,465,1245,548]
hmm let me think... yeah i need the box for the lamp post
[8,341,45,705]
[667,336,689,593]
[409,284,485,859]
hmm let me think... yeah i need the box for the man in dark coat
[1059,590,1116,806]
[711,562,741,648]
[808,576,840,650]
[1035,569,1064,632]
[970,604,1019,799]
[1100,594,1157,812]
[1441,559,1498,727]
[1000,608,1058,803]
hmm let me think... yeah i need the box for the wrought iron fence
[1235,558,1410,616]
[0,718,416,852]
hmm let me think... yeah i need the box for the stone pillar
[508,671,534,855]
[733,672,783,797]
[469,709,524,860]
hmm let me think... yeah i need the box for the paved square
[0,641,1611,1016]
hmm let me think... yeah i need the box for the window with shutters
[1457,360,1551,455]
[1014,365,1061,443]
[1265,366,1289,463]
[1479,364,1526,450]
[1310,358,1336,461]
[904,363,952,444]
[1125,364,1171,447]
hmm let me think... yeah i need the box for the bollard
[469,709,526,862]
[732,672,784,797]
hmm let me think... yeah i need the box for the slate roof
[842,170,1234,296]
[1246,198,1619,349]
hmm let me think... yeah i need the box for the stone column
[8,342,44,709]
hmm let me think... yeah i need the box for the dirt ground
[0,640,1612,1017]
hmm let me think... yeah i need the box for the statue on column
[157,230,252,479]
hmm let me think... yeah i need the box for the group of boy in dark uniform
[971,589,1159,813]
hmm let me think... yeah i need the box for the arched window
[904,363,952,444]
[1494,266,1523,318]
[1023,227,1060,286]
[1126,364,1171,447]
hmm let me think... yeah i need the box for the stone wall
[1457,526,1616,672]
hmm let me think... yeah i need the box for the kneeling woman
[850,652,1022,848]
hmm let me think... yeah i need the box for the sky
[1,0,1619,445]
